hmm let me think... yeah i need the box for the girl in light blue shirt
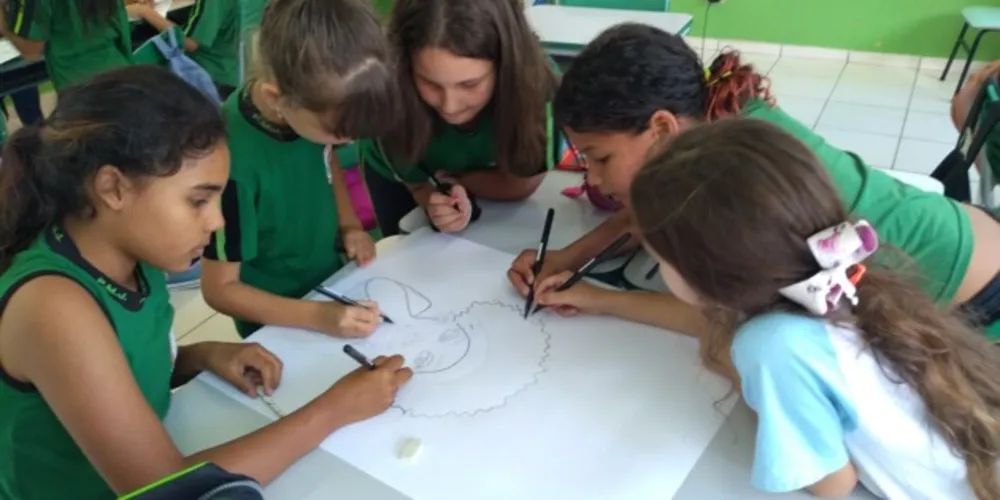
[535,118,1000,499]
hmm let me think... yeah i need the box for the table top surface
[525,5,693,46]
[166,170,877,499]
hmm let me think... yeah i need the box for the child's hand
[315,301,382,337]
[200,341,284,397]
[321,354,413,425]
[534,271,608,317]
[342,227,375,267]
[508,248,573,297]
[125,2,152,19]
[426,173,472,233]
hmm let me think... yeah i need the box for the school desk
[0,0,196,97]
[524,4,693,57]
[164,243,878,500]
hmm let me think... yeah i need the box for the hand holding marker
[313,286,395,324]
[532,233,631,315]
[523,208,556,318]
[417,163,482,222]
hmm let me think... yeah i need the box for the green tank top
[0,226,175,500]
[743,99,974,305]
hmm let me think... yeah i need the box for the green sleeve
[7,0,50,41]
[357,138,428,184]
[184,0,225,47]
[204,176,258,263]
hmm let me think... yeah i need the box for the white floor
[90,44,993,342]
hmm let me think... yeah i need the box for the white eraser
[397,438,423,463]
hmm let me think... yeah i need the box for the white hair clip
[778,220,879,315]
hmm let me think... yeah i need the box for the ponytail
[0,126,54,272]
[704,50,772,122]
[849,269,1000,500]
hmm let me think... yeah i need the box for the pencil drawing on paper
[343,277,551,418]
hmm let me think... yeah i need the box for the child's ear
[647,109,682,138]
[91,165,134,212]
[258,82,283,112]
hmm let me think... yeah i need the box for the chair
[940,6,1000,95]
[553,0,669,11]
[930,74,1000,204]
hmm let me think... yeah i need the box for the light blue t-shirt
[732,313,973,499]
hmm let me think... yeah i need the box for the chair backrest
[982,77,1000,184]
[555,0,669,11]
[133,26,222,105]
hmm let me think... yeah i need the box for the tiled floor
[9,42,996,343]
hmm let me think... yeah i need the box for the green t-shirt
[184,0,240,87]
[7,0,132,91]
[359,102,559,184]
[744,99,974,306]
[205,85,342,338]
[0,226,174,500]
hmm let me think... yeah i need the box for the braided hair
[553,23,771,133]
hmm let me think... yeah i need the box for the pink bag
[344,166,377,230]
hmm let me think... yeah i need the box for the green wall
[670,0,1000,60]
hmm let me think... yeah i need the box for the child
[127,0,241,99]
[0,66,412,500]
[200,0,400,338]
[509,23,1000,338]
[538,119,1000,500]
[358,0,559,235]
[0,0,132,92]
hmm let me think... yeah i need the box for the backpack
[133,26,221,105]
[118,462,264,500]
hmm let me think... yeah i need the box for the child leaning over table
[536,119,1000,500]
[200,0,399,339]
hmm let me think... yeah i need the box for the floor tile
[817,102,905,136]
[179,313,240,346]
[910,70,957,114]
[170,288,218,338]
[838,63,917,88]
[892,139,954,175]
[902,111,959,143]
[774,96,827,128]
[780,45,848,61]
[769,74,839,100]
[829,81,912,108]
[769,56,845,77]
[813,128,900,168]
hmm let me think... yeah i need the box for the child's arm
[0,1,46,60]
[127,4,199,52]
[533,272,706,337]
[328,150,375,266]
[0,276,411,493]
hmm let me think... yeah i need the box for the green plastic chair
[979,76,1000,209]
[555,0,668,11]
[940,6,1000,95]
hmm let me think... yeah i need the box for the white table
[525,5,693,56]
[881,169,945,195]
[165,219,876,500]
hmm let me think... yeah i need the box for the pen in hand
[524,208,555,318]
[313,286,395,324]
[343,344,375,370]
[532,233,631,315]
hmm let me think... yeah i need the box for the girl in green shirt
[0,0,132,92]
[0,66,411,500]
[359,0,560,235]
[509,24,1000,338]
[200,0,399,338]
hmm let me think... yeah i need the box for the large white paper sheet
[199,231,735,500]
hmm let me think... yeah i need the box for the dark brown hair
[383,0,558,175]
[630,118,1000,499]
[555,23,771,133]
[0,66,226,272]
[255,0,400,138]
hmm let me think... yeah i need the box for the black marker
[343,345,375,370]
[524,208,556,318]
[532,233,631,315]
[313,286,395,324]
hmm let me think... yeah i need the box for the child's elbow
[806,463,859,498]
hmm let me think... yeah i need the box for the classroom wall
[671,0,1000,60]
